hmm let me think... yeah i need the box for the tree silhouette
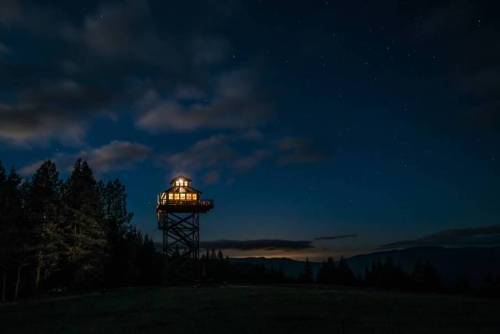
[24,161,65,292]
[364,258,411,290]
[299,258,314,283]
[411,261,442,292]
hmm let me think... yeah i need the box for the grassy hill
[1,285,500,333]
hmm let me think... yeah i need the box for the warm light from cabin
[158,177,200,203]
[174,177,189,187]
[165,192,198,202]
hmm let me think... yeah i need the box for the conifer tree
[0,167,29,299]
[299,258,314,283]
[25,161,65,291]
[63,159,107,287]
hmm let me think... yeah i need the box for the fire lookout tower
[156,176,213,279]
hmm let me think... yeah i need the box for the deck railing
[157,198,214,207]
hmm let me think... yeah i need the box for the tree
[0,167,29,299]
[335,257,356,285]
[100,179,135,286]
[100,179,133,237]
[25,161,65,291]
[364,258,410,290]
[299,258,314,283]
[411,261,442,292]
[0,158,164,299]
[62,159,107,288]
[0,161,9,301]
[317,257,336,284]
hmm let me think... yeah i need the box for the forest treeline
[301,256,500,297]
[0,159,162,302]
[1,158,499,302]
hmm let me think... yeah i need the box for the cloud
[0,0,257,145]
[232,149,272,173]
[412,1,500,132]
[79,140,152,173]
[137,70,270,132]
[202,170,220,185]
[276,137,331,165]
[190,35,231,66]
[161,132,329,181]
[200,239,314,251]
[315,234,357,241]
[0,0,21,25]
[415,1,477,38]
[73,0,180,68]
[20,141,151,176]
[0,80,112,145]
[164,134,238,175]
[0,42,10,55]
[379,225,500,249]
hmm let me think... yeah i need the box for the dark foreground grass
[1,285,500,334]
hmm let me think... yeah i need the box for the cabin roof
[170,175,192,183]
[164,185,202,194]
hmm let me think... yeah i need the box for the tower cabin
[157,175,213,213]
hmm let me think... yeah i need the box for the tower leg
[159,212,200,283]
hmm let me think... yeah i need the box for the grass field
[1,285,500,333]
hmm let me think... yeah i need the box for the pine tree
[63,159,107,288]
[100,179,134,286]
[335,257,355,285]
[299,258,314,283]
[0,167,29,299]
[0,161,9,301]
[317,257,336,284]
[101,179,133,237]
[411,261,442,292]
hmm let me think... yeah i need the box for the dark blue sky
[1,0,499,259]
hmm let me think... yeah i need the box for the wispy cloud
[161,133,330,182]
[20,140,151,176]
[201,239,314,251]
[379,225,500,249]
[315,234,357,241]
[136,70,271,132]
[276,137,331,165]
[0,0,264,146]
[0,80,112,145]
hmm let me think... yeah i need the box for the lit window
[168,193,173,200]
[179,187,185,193]
[184,181,188,186]
[180,193,186,200]
[187,193,192,200]
[174,193,180,200]
[192,194,197,200]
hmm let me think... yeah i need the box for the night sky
[1,0,499,260]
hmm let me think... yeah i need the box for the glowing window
[180,193,186,200]
[184,181,188,186]
[174,193,180,200]
[168,193,173,200]
[192,194,197,200]
[186,193,192,200]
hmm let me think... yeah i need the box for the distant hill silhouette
[348,246,500,287]
[232,247,500,287]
